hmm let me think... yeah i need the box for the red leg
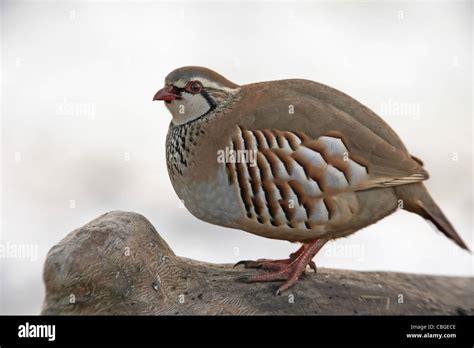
[236,239,327,295]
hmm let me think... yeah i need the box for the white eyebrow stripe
[174,80,187,88]
[175,77,240,93]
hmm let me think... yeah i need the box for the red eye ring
[185,80,203,94]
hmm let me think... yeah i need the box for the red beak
[153,85,181,101]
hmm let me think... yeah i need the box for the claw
[276,278,297,295]
[233,260,248,268]
[233,260,268,269]
[308,260,317,273]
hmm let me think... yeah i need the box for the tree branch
[41,211,473,315]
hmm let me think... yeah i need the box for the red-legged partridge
[153,66,469,294]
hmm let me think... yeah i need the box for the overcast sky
[1,0,472,314]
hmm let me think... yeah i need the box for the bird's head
[153,66,240,125]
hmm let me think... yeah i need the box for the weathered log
[41,211,474,315]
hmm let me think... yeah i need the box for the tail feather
[396,183,470,251]
[416,199,469,251]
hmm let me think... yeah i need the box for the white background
[1,0,472,314]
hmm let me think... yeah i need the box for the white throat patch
[165,92,211,126]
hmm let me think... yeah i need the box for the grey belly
[173,166,244,227]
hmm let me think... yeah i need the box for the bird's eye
[186,81,203,94]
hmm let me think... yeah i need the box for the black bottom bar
[1,315,473,346]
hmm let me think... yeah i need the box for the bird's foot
[235,239,327,295]
[234,258,316,272]
[234,243,308,271]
